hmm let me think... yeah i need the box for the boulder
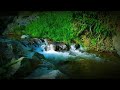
[21,35,30,39]
[31,52,45,68]
[39,70,67,79]
[47,42,70,52]
[112,32,120,56]
[13,56,42,79]
[25,67,54,79]
[0,57,24,79]
[25,68,67,79]
[0,39,15,66]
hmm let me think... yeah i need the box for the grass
[24,11,75,44]
[5,11,119,47]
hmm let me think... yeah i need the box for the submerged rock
[25,67,67,79]
[39,70,67,79]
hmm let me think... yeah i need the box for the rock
[0,39,15,66]
[21,35,30,39]
[40,70,66,79]
[12,58,32,78]
[25,68,67,79]
[5,57,24,78]
[0,57,24,79]
[75,44,80,49]
[0,16,15,35]
[32,52,55,69]
[11,40,34,58]
[31,52,45,68]
[32,52,45,60]
[20,38,48,53]
[25,67,54,79]
[13,56,42,79]
[47,42,69,52]
[39,70,67,79]
[39,59,55,69]
[112,32,120,56]
[25,55,58,79]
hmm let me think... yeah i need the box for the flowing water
[36,44,103,64]
[22,39,120,79]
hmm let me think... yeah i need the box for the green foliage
[91,38,97,46]
[72,11,117,39]
[24,11,75,43]
[6,11,118,46]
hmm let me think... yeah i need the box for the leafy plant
[72,11,117,39]
[24,11,75,43]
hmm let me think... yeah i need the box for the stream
[24,39,107,79]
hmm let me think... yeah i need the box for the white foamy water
[21,39,103,63]
[36,44,103,63]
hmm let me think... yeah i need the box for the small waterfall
[46,44,55,51]
[21,38,103,62]
[70,44,76,51]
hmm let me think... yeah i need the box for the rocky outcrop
[2,12,39,38]
[13,57,42,79]
[0,38,15,66]
[46,42,70,52]
[0,37,68,79]
[0,16,15,35]
[25,65,67,79]
[0,37,49,79]
[38,70,67,79]
[112,32,120,56]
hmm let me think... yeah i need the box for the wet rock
[39,70,67,79]
[0,52,44,79]
[5,57,24,78]
[13,57,42,79]
[25,67,67,79]
[0,57,24,79]
[25,67,54,79]
[75,44,80,49]
[32,52,45,60]
[112,33,120,56]
[32,52,56,69]
[21,35,30,39]
[20,38,48,52]
[0,39,15,66]
[11,40,34,58]
[47,42,69,52]
[31,52,45,67]
[0,16,15,35]
[25,54,61,79]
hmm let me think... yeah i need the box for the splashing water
[21,39,103,63]
[36,43,103,64]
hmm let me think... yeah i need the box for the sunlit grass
[24,11,75,44]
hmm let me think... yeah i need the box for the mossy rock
[13,57,42,79]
